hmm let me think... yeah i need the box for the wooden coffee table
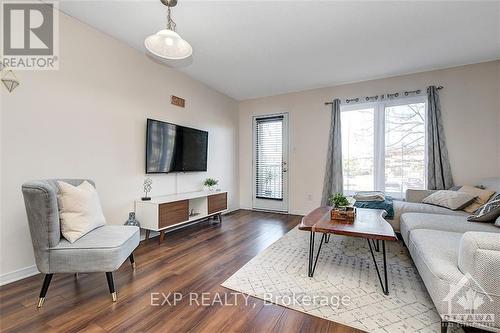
[299,207,398,295]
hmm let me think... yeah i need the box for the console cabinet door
[159,200,189,229]
[208,193,227,214]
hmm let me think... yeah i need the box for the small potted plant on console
[204,178,219,192]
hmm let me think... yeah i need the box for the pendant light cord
[166,6,177,31]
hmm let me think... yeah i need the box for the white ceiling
[59,1,500,100]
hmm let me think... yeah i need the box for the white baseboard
[0,265,39,286]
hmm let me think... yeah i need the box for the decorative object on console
[125,212,140,227]
[144,0,193,60]
[467,193,500,222]
[142,178,152,201]
[204,178,219,192]
[421,190,476,210]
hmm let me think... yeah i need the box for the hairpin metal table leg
[367,239,389,295]
[308,232,326,277]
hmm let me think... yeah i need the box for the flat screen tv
[146,118,208,173]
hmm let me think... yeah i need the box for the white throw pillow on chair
[57,181,106,243]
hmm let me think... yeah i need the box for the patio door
[252,113,289,212]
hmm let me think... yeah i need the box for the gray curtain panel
[427,86,454,190]
[321,99,343,206]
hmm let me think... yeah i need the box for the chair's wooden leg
[129,253,136,269]
[159,230,165,244]
[105,272,116,302]
[37,274,53,308]
[145,229,150,240]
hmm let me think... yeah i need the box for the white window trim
[340,95,428,199]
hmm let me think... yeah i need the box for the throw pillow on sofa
[458,185,496,213]
[467,194,500,222]
[422,190,476,210]
[57,180,107,243]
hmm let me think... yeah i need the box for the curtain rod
[324,86,444,105]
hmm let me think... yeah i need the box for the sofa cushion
[458,185,496,213]
[407,229,464,316]
[421,190,476,210]
[467,193,500,222]
[408,229,463,283]
[49,225,139,273]
[400,213,500,244]
[389,200,468,232]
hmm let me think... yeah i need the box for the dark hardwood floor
[0,210,362,333]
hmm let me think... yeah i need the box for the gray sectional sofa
[393,178,500,332]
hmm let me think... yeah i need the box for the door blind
[255,116,284,200]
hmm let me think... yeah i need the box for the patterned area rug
[222,226,454,333]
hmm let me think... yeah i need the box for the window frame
[340,95,428,198]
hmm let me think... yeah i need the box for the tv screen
[146,119,208,173]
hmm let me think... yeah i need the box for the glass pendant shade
[1,70,20,93]
[145,29,192,60]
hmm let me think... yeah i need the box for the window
[341,97,427,198]
[255,116,284,200]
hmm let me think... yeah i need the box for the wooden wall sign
[171,95,185,108]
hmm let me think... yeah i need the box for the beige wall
[239,61,500,215]
[0,12,239,282]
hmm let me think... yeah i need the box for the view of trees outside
[341,102,426,198]
[385,103,426,197]
[341,108,375,193]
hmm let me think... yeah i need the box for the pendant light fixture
[0,63,20,93]
[145,0,192,60]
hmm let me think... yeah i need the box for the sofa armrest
[405,189,437,203]
[458,232,500,294]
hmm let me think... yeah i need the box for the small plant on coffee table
[329,193,349,209]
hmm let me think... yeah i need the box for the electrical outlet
[307,194,313,201]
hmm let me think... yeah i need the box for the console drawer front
[208,193,227,214]
[159,200,189,229]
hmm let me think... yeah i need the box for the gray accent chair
[22,179,140,308]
